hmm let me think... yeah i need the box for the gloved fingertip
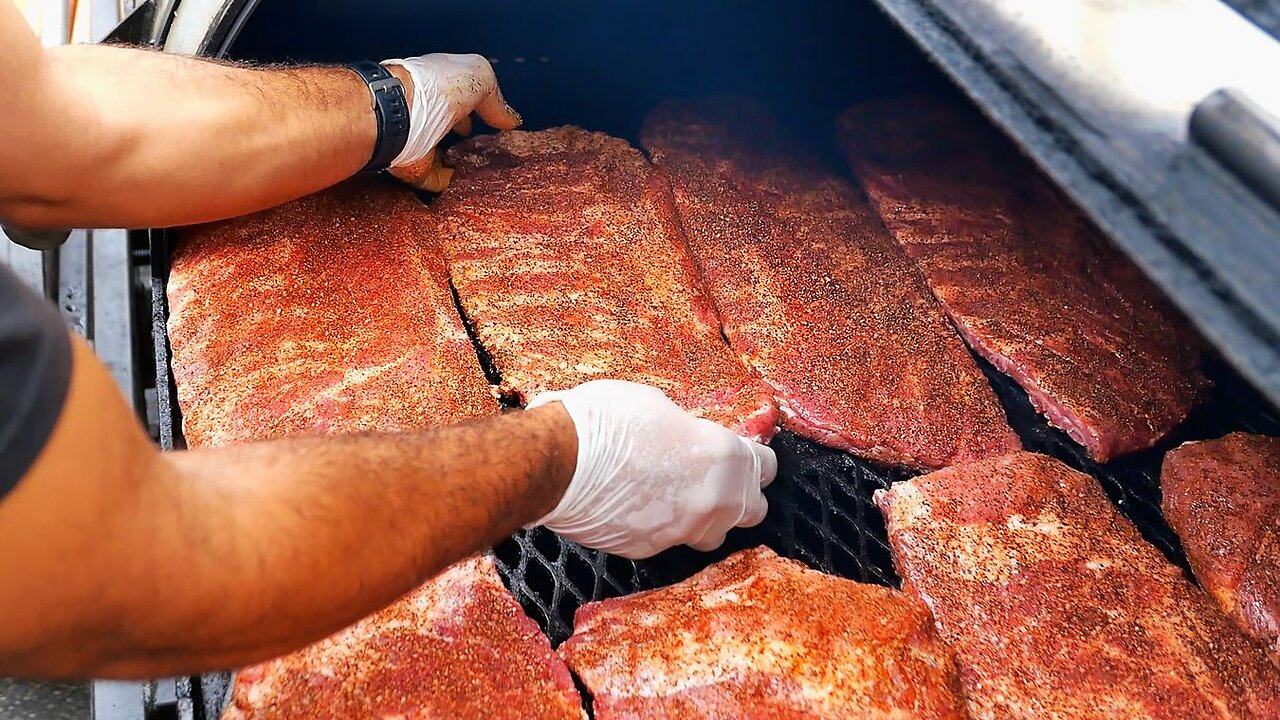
[746,440,778,489]
[476,91,523,131]
[421,166,455,193]
[737,493,768,529]
[688,530,728,553]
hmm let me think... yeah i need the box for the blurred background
[10,0,135,44]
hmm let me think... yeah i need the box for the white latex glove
[380,53,522,192]
[527,380,777,560]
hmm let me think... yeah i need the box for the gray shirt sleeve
[0,224,71,251]
[0,263,72,500]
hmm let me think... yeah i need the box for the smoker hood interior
[114,0,1280,406]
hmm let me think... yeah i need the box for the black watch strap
[346,61,410,174]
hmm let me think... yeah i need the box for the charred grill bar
[110,0,1280,718]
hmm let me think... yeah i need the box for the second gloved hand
[380,53,522,192]
[527,380,777,560]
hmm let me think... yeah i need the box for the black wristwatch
[345,61,411,174]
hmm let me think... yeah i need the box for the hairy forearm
[0,335,575,678]
[92,407,575,677]
[0,42,391,229]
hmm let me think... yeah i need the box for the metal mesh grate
[985,355,1280,569]
[493,430,908,644]
[494,530,653,644]
[489,355,1280,648]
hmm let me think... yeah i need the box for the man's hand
[528,380,777,559]
[382,54,522,192]
[0,0,520,229]
[0,334,767,677]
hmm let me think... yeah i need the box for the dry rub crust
[838,97,1210,462]
[170,181,582,718]
[643,98,1019,470]
[877,451,1280,719]
[223,556,585,720]
[168,178,496,447]
[436,126,778,442]
[560,546,967,720]
[1163,432,1280,661]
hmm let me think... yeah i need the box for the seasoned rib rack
[642,97,1019,469]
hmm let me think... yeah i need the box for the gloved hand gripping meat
[381,53,522,191]
[528,380,778,559]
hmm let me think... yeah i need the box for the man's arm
[0,336,576,678]
[0,1,518,229]
[0,334,775,680]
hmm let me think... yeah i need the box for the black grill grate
[985,354,1280,568]
[493,430,907,645]
[487,353,1280,648]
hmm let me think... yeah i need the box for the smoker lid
[869,0,1280,406]
[1226,0,1280,41]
